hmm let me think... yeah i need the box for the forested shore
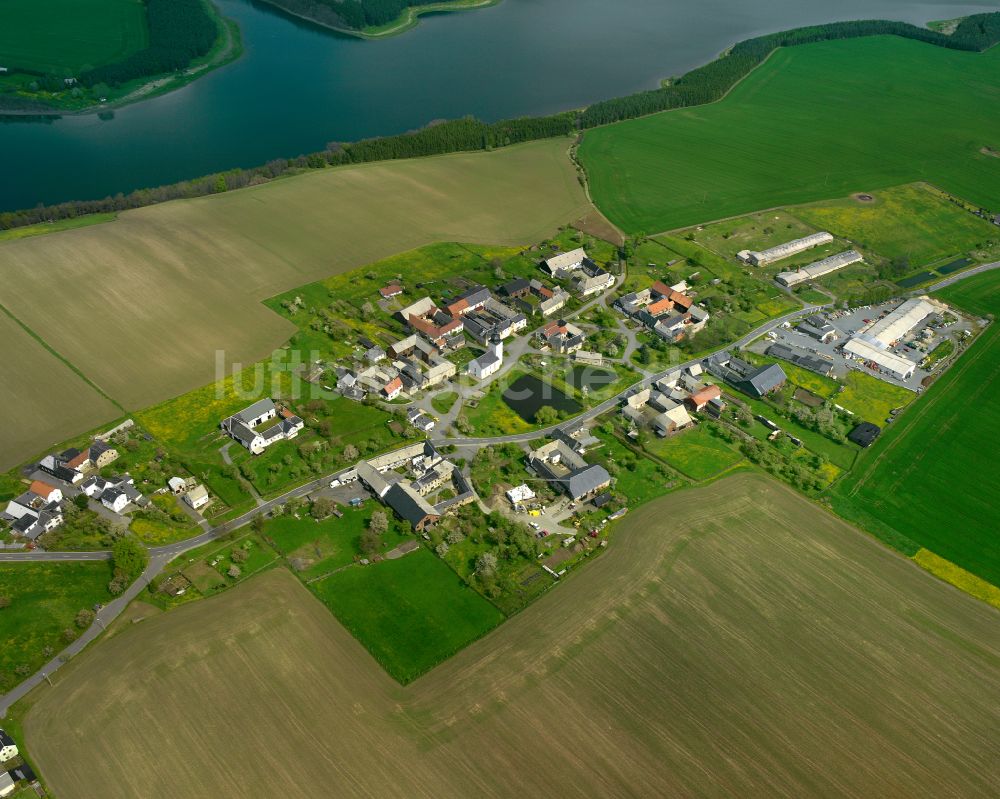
[3,13,998,231]
[258,0,492,35]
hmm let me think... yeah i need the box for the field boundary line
[845,322,996,497]
[0,300,124,412]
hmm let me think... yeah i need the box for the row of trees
[578,14,1000,127]
[4,13,999,232]
[268,0,462,31]
[80,0,218,88]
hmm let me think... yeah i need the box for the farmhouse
[616,281,709,341]
[220,399,304,455]
[737,232,834,266]
[537,320,585,354]
[529,440,611,501]
[398,296,464,347]
[543,247,588,278]
[379,283,403,299]
[775,250,864,287]
[570,261,615,297]
[38,452,84,484]
[3,481,65,540]
[499,277,531,298]
[512,279,571,318]
[445,285,491,317]
[382,377,404,400]
[468,337,504,381]
[686,385,722,412]
[706,352,786,398]
[407,406,435,432]
[354,442,473,530]
[462,298,528,343]
[89,439,119,468]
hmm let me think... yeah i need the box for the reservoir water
[2,0,996,210]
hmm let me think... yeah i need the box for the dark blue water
[1,0,995,210]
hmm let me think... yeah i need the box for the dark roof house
[848,422,881,448]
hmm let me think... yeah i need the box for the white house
[168,476,187,495]
[0,730,18,763]
[0,772,14,798]
[101,488,130,514]
[468,337,504,381]
[184,484,211,510]
[506,484,536,505]
[221,399,304,456]
[544,248,587,278]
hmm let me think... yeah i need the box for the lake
[2,0,995,210]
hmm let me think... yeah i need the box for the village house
[529,440,611,502]
[398,296,464,348]
[537,319,586,354]
[705,352,787,398]
[3,481,65,540]
[0,731,17,763]
[506,484,536,505]
[462,298,528,343]
[543,247,588,278]
[407,406,435,432]
[686,385,723,412]
[570,261,615,297]
[220,398,305,456]
[382,376,404,400]
[616,280,710,342]
[797,314,839,343]
[184,484,211,510]
[379,283,404,299]
[499,277,532,299]
[444,285,491,317]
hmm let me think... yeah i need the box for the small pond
[502,374,582,423]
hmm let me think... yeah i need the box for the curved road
[8,248,994,712]
[27,252,1000,714]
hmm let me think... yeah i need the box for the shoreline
[255,0,501,41]
[0,1,243,119]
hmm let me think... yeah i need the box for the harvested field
[0,310,121,470]
[0,139,590,460]
[24,475,1000,799]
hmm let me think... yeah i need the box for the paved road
[927,260,1000,292]
[0,296,819,717]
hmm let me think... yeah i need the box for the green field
[23,476,1000,799]
[792,184,999,268]
[580,36,1000,233]
[832,270,1000,585]
[835,370,915,425]
[0,0,148,74]
[0,139,589,470]
[644,425,743,481]
[310,548,503,683]
[0,561,112,692]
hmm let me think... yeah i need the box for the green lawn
[831,269,1000,584]
[580,36,1000,233]
[0,0,148,74]
[835,370,915,425]
[309,548,504,683]
[792,184,999,268]
[430,391,459,415]
[643,425,743,482]
[0,562,112,692]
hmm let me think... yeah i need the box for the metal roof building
[775,250,864,287]
[739,232,834,266]
[865,298,942,346]
[842,337,917,380]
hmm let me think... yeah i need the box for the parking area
[755,299,975,392]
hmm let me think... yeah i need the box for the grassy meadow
[310,548,504,683]
[0,561,112,693]
[0,139,590,464]
[832,269,1000,585]
[792,184,999,268]
[0,0,148,74]
[23,476,1000,799]
[580,36,1000,232]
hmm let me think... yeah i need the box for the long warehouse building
[864,297,945,345]
[842,337,918,381]
[775,249,864,287]
[738,232,834,266]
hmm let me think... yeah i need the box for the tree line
[79,0,218,88]
[3,12,998,231]
[265,0,452,31]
